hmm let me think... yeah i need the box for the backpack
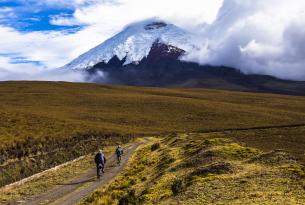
[95,153,106,165]
[116,148,123,156]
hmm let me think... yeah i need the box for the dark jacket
[116,147,124,156]
[95,153,106,165]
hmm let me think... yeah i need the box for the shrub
[151,143,160,151]
[189,162,234,179]
[171,179,184,195]
[118,190,138,205]
[287,164,305,178]
[118,197,129,205]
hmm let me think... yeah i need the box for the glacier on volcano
[63,19,197,70]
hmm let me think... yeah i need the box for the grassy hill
[0,81,305,187]
[82,134,305,205]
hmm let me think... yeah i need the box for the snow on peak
[63,20,195,70]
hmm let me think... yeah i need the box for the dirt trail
[199,123,305,133]
[18,142,141,205]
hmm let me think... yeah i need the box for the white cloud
[49,13,82,26]
[184,0,305,80]
[0,55,85,81]
[70,0,222,27]
[0,24,105,81]
[0,7,16,21]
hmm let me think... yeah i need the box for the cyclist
[115,145,124,165]
[94,149,106,179]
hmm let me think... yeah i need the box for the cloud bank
[185,0,305,81]
[0,0,305,81]
[0,55,85,82]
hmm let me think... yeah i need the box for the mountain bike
[97,164,104,180]
[117,155,122,165]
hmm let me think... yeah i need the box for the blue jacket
[116,148,124,156]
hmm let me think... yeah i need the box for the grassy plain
[1,81,305,148]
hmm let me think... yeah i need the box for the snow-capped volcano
[61,19,305,96]
[63,20,196,70]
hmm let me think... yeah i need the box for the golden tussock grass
[1,81,305,149]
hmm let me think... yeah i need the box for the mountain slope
[63,20,195,70]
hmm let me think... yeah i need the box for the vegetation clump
[151,143,160,151]
[203,138,228,145]
[286,164,305,178]
[217,143,262,159]
[118,190,138,205]
[189,162,234,179]
[248,150,296,165]
[171,179,184,195]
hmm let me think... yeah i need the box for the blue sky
[0,0,94,81]
[0,0,81,32]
